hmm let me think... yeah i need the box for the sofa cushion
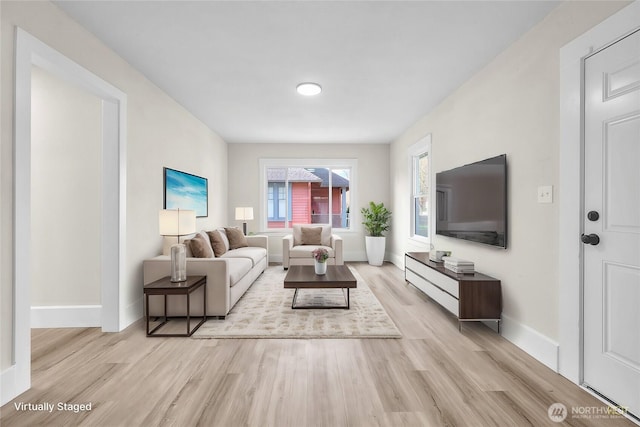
[217,228,230,252]
[207,230,227,257]
[225,227,249,250]
[301,226,322,245]
[220,247,266,266]
[187,232,214,258]
[289,245,335,259]
[293,224,331,246]
[225,258,253,287]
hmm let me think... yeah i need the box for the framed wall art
[163,167,208,217]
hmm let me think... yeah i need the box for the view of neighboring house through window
[261,160,355,231]
[410,135,431,240]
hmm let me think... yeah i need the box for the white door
[583,29,640,417]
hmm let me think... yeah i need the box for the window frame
[409,134,432,244]
[259,158,358,232]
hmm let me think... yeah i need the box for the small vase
[170,243,187,282]
[314,260,327,275]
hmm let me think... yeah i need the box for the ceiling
[53,1,559,144]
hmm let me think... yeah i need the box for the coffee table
[283,265,357,309]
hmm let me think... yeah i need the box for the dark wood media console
[405,252,502,331]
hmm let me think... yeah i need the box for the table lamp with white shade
[235,207,254,235]
[159,209,196,282]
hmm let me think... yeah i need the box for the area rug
[192,266,402,339]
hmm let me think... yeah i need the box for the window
[410,135,431,241]
[267,182,287,221]
[260,159,357,231]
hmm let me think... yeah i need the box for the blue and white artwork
[164,168,208,217]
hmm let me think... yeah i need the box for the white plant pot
[365,236,386,266]
[314,260,327,275]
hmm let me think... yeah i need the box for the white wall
[389,0,629,369]
[227,143,390,262]
[31,66,102,308]
[1,1,228,371]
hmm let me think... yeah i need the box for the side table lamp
[235,207,254,235]
[159,209,196,282]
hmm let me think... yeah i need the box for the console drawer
[406,269,459,317]
[405,257,459,298]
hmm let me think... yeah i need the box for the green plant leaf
[361,201,392,237]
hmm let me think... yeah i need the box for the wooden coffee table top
[284,265,357,289]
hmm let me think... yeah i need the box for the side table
[144,275,207,337]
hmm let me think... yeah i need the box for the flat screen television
[435,154,507,248]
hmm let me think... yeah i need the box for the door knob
[581,233,600,245]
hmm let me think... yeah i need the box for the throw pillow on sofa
[188,233,214,258]
[292,224,332,246]
[225,227,248,250]
[301,226,322,245]
[207,230,227,257]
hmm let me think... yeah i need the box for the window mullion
[285,169,289,228]
[328,168,333,226]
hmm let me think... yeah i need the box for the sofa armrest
[282,234,294,269]
[331,234,344,265]
[143,256,231,316]
[246,234,267,250]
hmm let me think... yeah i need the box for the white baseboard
[1,365,16,406]
[1,365,29,406]
[270,254,283,264]
[388,252,404,269]
[31,305,101,328]
[121,297,143,331]
[344,250,367,262]
[501,314,559,372]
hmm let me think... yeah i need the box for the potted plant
[361,201,392,266]
[312,247,329,275]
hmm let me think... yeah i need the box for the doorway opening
[7,28,127,404]
[30,66,103,328]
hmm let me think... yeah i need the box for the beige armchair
[282,224,343,269]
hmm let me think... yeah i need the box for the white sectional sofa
[143,229,268,318]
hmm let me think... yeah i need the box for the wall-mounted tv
[435,154,507,248]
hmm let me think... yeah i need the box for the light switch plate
[538,185,553,203]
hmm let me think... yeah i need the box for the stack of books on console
[442,256,475,274]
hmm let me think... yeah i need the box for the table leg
[163,294,167,324]
[145,293,149,335]
[292,288,299,309]
[203,283,207,321]
[186,290,191,336]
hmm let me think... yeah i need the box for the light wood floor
[0,263,634,426]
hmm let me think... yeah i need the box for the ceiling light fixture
[296,82,322,96]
